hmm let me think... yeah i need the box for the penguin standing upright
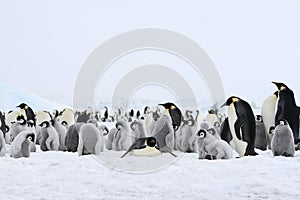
[17,103,36,127]
[272,82,299,144]
[261,91,278,149]
[221,96,257,157]
[159,103,182,131]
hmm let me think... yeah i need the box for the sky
[0,0,300,109]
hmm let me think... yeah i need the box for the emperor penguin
[159,103,182,131]
[52,118,67,151]
[78,123,105,156]
[112,119,131,151]
[272,82,299,144]
[121,137,161,158]
[261,91,278,149]
[220,117,233,144]
[221,96,257,157]
[10,131,35,158]
[17,103,36,127]
[105,127,118,150]
[5,110,26,131]
[130,120,146,143]
[39,121,59,151]
[65,123,84,152]
[0,112,9,144]
[255,115,267,151]
[205,110,218,126]
[9,115,29,142]
[196,129,233,160]
[150,108,175,152]
[35,111,52,144]
[271,119,295,157]
[57,108,75,128]
[0,130,6,156]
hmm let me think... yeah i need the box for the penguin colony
[0,81,299,160]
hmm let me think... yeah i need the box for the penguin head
[27,119,34,127]
[159,102,177,110]
[16,115,26,125]
[272,82,289,91]
[214,121,220,128]
[256,115,263,122]
[26,133,35,142]
[276,119,288,127]
[146,137,157,147]
[208,110,215,114]
[221,96,240,107]
[196,129,207,139]
[17,103,28,110]
[269,126,275,135]
[39,121,50,128]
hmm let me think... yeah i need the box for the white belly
[228,104,247,157]
[130,146,161,157]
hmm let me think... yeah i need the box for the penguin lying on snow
[121,137,177,158]
[221,96,257,157]
[271,119,295,157]
[196,129,233,160]
[10,131,35,158]
[78,123,107,156]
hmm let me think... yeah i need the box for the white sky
[1,0,300,108]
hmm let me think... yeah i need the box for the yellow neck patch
[232,98,239,103]
[280,86,285,91]
[170,105,176,110]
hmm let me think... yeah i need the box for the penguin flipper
[234,116,245,140]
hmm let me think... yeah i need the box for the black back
[275,88,299,143]
[220,117,232,144]
[234,99,257,155]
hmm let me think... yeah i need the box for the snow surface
[1,146,300,200]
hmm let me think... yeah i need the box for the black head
[17,103,28,109]
[269,126,275,135]
[159,102,177,110]
[26,133,35,142]
[256,115,263,122]
[214,121,220,128]
[272,82,289,91]
[275,119,288,126]
[146,137,157,147]
[39,121,50,128]
[208,110,215,114]
[196,129,207,139]
[17,115,26,125]
[221,96,240,108]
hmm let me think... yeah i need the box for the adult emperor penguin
[261,91,279,149]
[159,102,182,131]
[272,82,299,144]
[120,137,161,158]
[221,96,257,157]
[17,103,36,127]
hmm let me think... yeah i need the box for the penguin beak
[221,102,227,108]
[272,81,280,90]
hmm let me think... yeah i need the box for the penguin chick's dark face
[146,137,157,147]
[17,103,28,109]
[256,115,263,122]
[272,82,289,91]
[196,130,206,139]
[276,119,288,127]
[221,96,240,107]
[17,115,26,125]
[26,133,35,142]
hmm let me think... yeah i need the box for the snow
[1,146,300,200]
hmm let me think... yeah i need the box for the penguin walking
[272,82,299,144]
[221,96,257,157]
